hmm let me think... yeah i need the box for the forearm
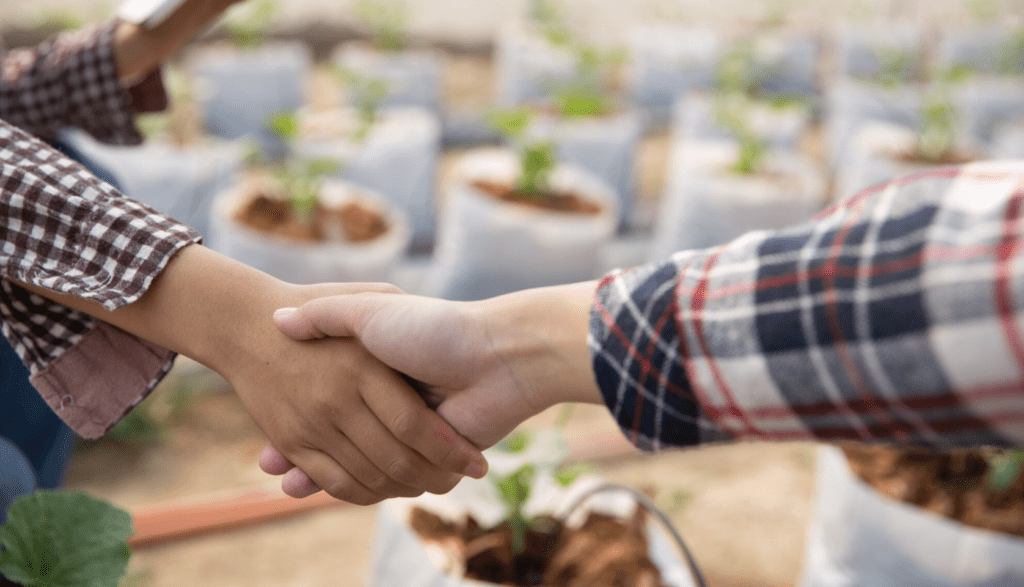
[472,280,602,412]
[114,0,239,83]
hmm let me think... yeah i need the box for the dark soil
[410,505,669,587]
[471,181,603,215]
[841,443,1024,538]
[235,193,389,243]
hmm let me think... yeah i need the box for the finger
[259,445,294,476]
[273,292,397,341]
[341,392,468,495]
[285,447,387,506]
[313,423,426,500]
[281,467,322,498]
[363,369,488,480]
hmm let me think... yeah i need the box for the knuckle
[325,480,379,506]
[386,455,419,486]
[388,410,419,444]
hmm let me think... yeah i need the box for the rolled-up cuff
[29,322,176,440]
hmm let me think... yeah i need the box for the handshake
[254,280,603,503]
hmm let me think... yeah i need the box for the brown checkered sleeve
[0,119,201,438]
[1,21,157,145]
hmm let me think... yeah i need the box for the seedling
[869,46,917,88]
[716,41,771,98]
[996,25,1024,76]
[0,491,132,587]
[265,111,344,222]
[354,0,408,52]
[530,0,573,48]
[548,45,619,118]
[334,67,391,142]
[488,108,557,197]
[914,65,970,164]
[223,0,276,49]
[486,429,591,555]
[986,450,1024,493]
[713,96,769,175]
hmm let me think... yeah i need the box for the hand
[261,282,602,496]
[25,245,487,505]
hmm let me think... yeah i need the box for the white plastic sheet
[423,149,618,301]
[206,178,411,284]
[798,445,1024,587]
[367,475,699,587]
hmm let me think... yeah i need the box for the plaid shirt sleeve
[591,160,1024,451]
[0,120,201,439]
[0,21,167,145]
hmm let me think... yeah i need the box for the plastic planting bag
[333,44,443,113]
[189,43,311,144]
[799,445,1024,587]
[367,474,701,587]
[625,25,720,126]
[207,178,411,284]
[651,139,825,258]
[424,149,618,301]
[297,107,442,249]
[59,130,245,238]
[529,112,643,227]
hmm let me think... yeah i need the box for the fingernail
[465,457,489,479]
[273,307,297,320]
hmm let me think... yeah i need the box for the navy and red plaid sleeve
[1,21,165,145]
[590,161,1024,451]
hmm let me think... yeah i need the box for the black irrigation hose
[556,483,709,587]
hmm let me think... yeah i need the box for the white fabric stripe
[795,202,873,439]
[855,173,944,442]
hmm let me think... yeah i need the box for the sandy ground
[66,362,817,587]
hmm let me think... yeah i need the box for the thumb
[273,294,378,341]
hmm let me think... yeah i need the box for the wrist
[471,281,601,415]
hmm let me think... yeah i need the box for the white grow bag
[651,138,826,258]
[625,25,721,127]
[332,43,443,114]
[424,149,618,301]
[188,42,311,145]
[673,92,811,153]
[494,23,586,107]
[296,107,442,249]
[798,445,1024,587]
[207,177,411,284]
[368,475,700,587]
[529,111,643,227]
[833,121,978,203]
[59,130,245,239]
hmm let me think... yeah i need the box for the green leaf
[355,0,408,52]
[497,430,532,454]
[516,142,556,195]
[0,491,132,587]
[267,111,300,142]
[554,463,593,487]
[987,451,1024,493]
[486,108,534,140]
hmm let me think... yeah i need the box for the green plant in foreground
[355,0,408,52]
[488,108,557,196]
[266,111,343,222]
[987,450,1024,493]
[915,65,971,164]
[487,430,590,555]
[223,0,276,49]
[0,491,132,587]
